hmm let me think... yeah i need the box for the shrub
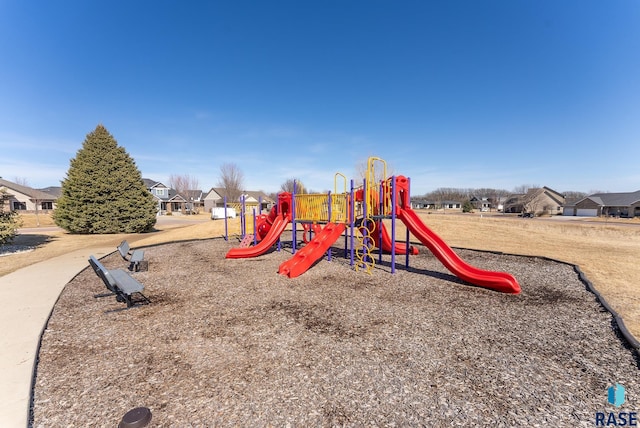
[0,189,22,245]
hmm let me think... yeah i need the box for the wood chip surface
[32,236,639,427]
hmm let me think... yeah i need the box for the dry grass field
[3,211,640,341]
[407,212,640,341]
[0,213,232,277]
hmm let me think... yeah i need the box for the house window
[154,188,166,196]
[13,201,27,210]
[41,201,53,210]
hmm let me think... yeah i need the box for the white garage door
[576,208,598,217]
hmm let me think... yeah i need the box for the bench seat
[89,255,150,308]
[117,240,146,271]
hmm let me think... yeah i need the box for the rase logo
[595,383,637,426]
[610,384,627,408]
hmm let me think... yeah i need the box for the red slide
[397,207,520,294]
[370,221,419,255]
[279,222,346,278]
[225,215,289,259]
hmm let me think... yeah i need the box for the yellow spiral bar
[354,217,376,274]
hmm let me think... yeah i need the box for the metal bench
[88,255,150,308]
[117,240,146,271]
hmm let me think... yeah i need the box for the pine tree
[53,125,157,234]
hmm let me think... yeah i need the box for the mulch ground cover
[32,235,639,427]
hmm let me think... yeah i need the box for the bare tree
[280,178,307,194]
[562,191,587,202]
[425,187,471,209]
[13,177,29,187]
[512,184,539,194]
[588,189,607,195]
[521,189,547,216]
[217,163,245,203]
[169,174,201,213]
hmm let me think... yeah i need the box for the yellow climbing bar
[366,157,387,217]
[330,192,349,223]
[334,172,347,196]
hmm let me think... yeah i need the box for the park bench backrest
[88,255,150,308]
[117,240,131,259]
[88,255,118,294]
[117,240,145,272]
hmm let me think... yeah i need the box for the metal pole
[292,181,297,254]
[378,180,383,265]
[405,177,411,269]
[241,195,246,238]
[224,196,228,241]
[327,191,332,261]
[253,208,257,246]
[363,178,369,265]
[391,176,396,274]
[349,180,355,265]
[277,193,282,252]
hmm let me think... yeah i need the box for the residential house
[143,179,189,215]
[469,196,491,212]
[410,198,462,211]
[563,190,640,217]
[503,187,565,216]
[494,196,508,212]
[441,201,462,210]
[0,178,58,213]
[204,188,275,214]
[410,198,438,209]
[181,189,205,214]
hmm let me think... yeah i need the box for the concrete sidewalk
[0,246,113,427]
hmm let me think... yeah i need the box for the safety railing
[294,192,351,224]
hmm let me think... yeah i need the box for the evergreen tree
[462,200,474,213]
[0,189,22,245]
[53,125,157,233]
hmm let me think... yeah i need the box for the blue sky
[1,1,639,195]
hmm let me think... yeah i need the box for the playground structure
[225,158,521,294]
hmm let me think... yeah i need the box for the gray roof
[578,190,640,207]
[143,179,200,202]
[143,178,165,189]
[207,188,275,203]
[0,178,58,201]
[38,186,62,198]
[156,188,185,202]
